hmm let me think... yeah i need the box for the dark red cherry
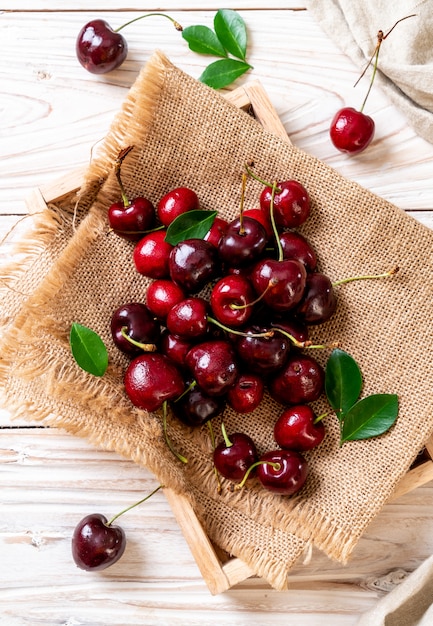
[218,216,267,268]
[110,302,161,356]
[185,340,239,396]
[210,274,256,328]
[213,432,258,483]
[330,107,375,154]
[234,324,290,375]
[257,449,308,496]
[160,330,193,369]
[251,258,307,312]
[242,208,273,239]
[270,315,310,345]
[274,404,325,451]
[72,513,126,570]
[204,216,229,248]
[108,196,155,241]
[269,354,325,405]
[171,385,226,427]
[145,279,185,322]
[296,273,337,325]
[124,353,184,412]
[279,231,317,272]
[133,231,173,279]
[166,297,208,339]
[157,187,199,226]
[227,373,264,414]
[76,20,127,75]
[169,238,219,293]
[260,180,310,229]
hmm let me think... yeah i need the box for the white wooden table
[2,3,433,624]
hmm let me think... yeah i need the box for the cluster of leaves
[325,348,398,445]
[182,9,252,89]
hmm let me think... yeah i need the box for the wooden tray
[25,81,433,595]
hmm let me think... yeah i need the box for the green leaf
[199,58,252,90]
[341,394,399,443]
[214,9,247,61]
[182,25,227,57]
[164,210,218,246]
[325,349,362,419]
[69,323,108,377]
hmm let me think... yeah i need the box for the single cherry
[124,353,184,412]
[279,230,317,273]
[234,324,291,375]
[251,258,307,312]
[242,208,273,239]
[210,274,256,328]
[227,373,264,414]
[160,330,193,369]
[260,180,310,229]
[157,187,199,226]
[72,513,126,571]
[185,340,239,396]
[296,272,337,325]
[330,107,375,155]
[110,302,161,356]
[256,449,308,496]
[274,405,326,451]
[76,13,182,74]
[213,426,259,483]
[169,238,220,294]
[269,353,325,405]
[218,216,268,268]
[133,230,173,279]
[171,384,226,427]
[204,216,229,248]
[145,279,185,322]
[166,297,209,339]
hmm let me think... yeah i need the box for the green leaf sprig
[164,209,217,246]
[69,322,109,377]
[182,9,252,89]
[325,348,398,445]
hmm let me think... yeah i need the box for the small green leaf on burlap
[69,323,108,377]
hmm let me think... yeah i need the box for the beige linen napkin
[306,0,433,144]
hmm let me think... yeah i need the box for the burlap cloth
[306,0,433,144]
[1,51,433,591]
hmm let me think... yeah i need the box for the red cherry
[274,404,325,451]
[72,513,126,570]
[185,340,239,397]
[330,107,375,154]
[145,279,185,321]
[133,230,173,279]
[260,180,310,229]
[166,297,209,339]
[204,216,228,248]
[124,353,184,412]
[279,231,317,273]
[213,432,258,483]
[76,20,127,74]
[108,196,155,241]
[257,449,308,496]
[157,187,199,227]
[160,330,193,369]
[251,258,307,312]
[110,302,160,356]
[227,373,264,414]
[242,208,273,239]
[269,354,325,405]
[210,274,256,328]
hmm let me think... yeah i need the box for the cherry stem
[272,326,311,349]
[120,327,157,352]
[355,14,416,113]
[207,421,223,494]
[173,379,197,402]
[235,460,281,490]
[107,484,164,526]
[269,181,283,261]
[332,266,398,287]
[207,315,274,339]
[116,13,183,33]
[238,173,247,236]
[314,411,328,424]
[229,278,278,310]
[107,224,165,236]
[162,401,188,464]
[220,421,232,448]
[114,146,134,208]
[244,161,281,193]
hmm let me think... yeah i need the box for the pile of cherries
[108,154,338,502]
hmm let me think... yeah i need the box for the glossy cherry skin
[204,216,229,248]
[76,20,127,75]
[171,385,226,427]
[124,353,184,412]
[133,231,173,279]
[270,316,310,345]
[243,208,273,239]
[108,196,155,241]
[110,302,161,356]
[260,180,310,229]
[257,449,308,496]
[185,340,239,396]
[234,324,290,375]
[227,373,265,414]
[169,238,219,294]
[72,513,126,570]
[210,274,256,328]
[274,405,325,451]
[296,272,337,325]
[279,231,317,273]
[213,432,258,482]
[160,330,193,369]
[145,279,185,322]
[330,107,375,154]
[166,297,208,339]
[218,217,267,268]
[269,354,325,405]
[251,258,307,312]
[157,187,199,226]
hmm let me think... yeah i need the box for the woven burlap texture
[1,51,433,591]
